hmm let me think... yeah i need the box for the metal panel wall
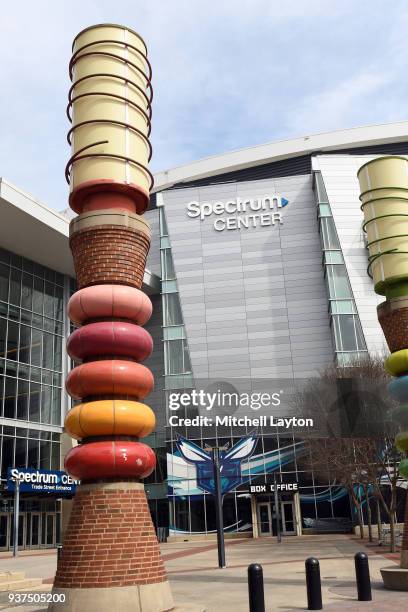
[161,175,334,380]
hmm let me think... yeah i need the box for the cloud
[0,1,407,210]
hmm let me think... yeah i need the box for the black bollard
[57,544,62,562]
[355,552,372,601]
[248,564,265,612]
[305,557,323,610]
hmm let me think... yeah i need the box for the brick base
[54,482,169,589]
[69,226,150,289]
[378,299,408,352]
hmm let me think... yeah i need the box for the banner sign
[7,468,79,496]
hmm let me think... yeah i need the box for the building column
[251,495,259,539]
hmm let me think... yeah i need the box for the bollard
[355,552,372,601]
[57,545,62,562]
[248,564,265,612]
[305,557,323,610]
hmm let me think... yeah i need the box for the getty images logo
[186,194,289,232]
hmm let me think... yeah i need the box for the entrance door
[281,501,296,535]
[9,514,25,549]
[30,513,41,548]
[45,514,55,547]
[0,514,9,550]
[257,503,272,536]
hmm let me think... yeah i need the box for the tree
[293,354,402,550]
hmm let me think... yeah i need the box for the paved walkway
[0,534,406,611]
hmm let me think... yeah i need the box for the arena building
[1,121,408,547]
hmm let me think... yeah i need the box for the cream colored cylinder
[357,156,408,294]
[68,24,152,212]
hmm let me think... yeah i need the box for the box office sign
[7,468,79,495]
[250,482,298,494]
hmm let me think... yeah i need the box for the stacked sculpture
[358,156,408,588]
[51,24,174,610]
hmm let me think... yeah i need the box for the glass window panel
[22,258,33,273]
[32,278,44,314]
[21,273,33,311]
[318,203,331,217]
[27,439,39,469]
[165,340,184,374]
[54,286,63,321]
[29,383,41,422]
[16,379,29,420]
[51,388,61,425]
[42,332,54,370]
[326,266,352,300]
[39,440,51,469]
[320,218,340,250]
[0,301,8,316]
[19,324,31,364]
[53,336,62,372]
[43,282,54,318]
[31,330,42,366]
[42,369,52,385]
[183,343,192,372]
[1,436,14,478]
[32,314,43,329]
[7,305,19,321]
[160,236,170,249]
[30,366,41,383]
[51,443,60,470]
[330,300,356,315]
[6,321,18,362]
[162,280,178,293]
[41,386,52,424]
[163,326,186,340]
[0,263,9,302]
[18,363,30,380]
[164,294,183,326]
[9,269,21,306]
[332,315,367,352]
[0,318,6,358]
[161,249,175,279]
[324,251,344,264]
[159,208,168,236]
[315,172,329,202]
[3,377,16,418]
[15,437,27,468]
[5,359,17,377]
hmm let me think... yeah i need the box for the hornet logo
[176,435,257,495]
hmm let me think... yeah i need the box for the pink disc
[68,284,152,326]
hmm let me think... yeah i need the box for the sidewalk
[0,534,405,611]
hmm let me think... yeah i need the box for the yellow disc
[65,399,156,440]
[385,349,408,377]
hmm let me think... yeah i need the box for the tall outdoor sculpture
[50,24,174,610]
[358,155,408,589]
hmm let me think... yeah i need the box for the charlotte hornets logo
[176,435,257,495]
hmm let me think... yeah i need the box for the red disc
[65,440,156,480]
[67,321,153,362]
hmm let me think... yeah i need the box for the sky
[0,0,407,211]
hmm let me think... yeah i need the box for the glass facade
[314,172,368,365]
[0,247,65,549]
[158,206,193,391]
[0,248,64,425]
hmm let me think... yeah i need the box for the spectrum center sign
[186,194,289,232]
[7,468,79,495]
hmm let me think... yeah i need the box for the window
[326,266,352,300]
[163,293,183,326]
